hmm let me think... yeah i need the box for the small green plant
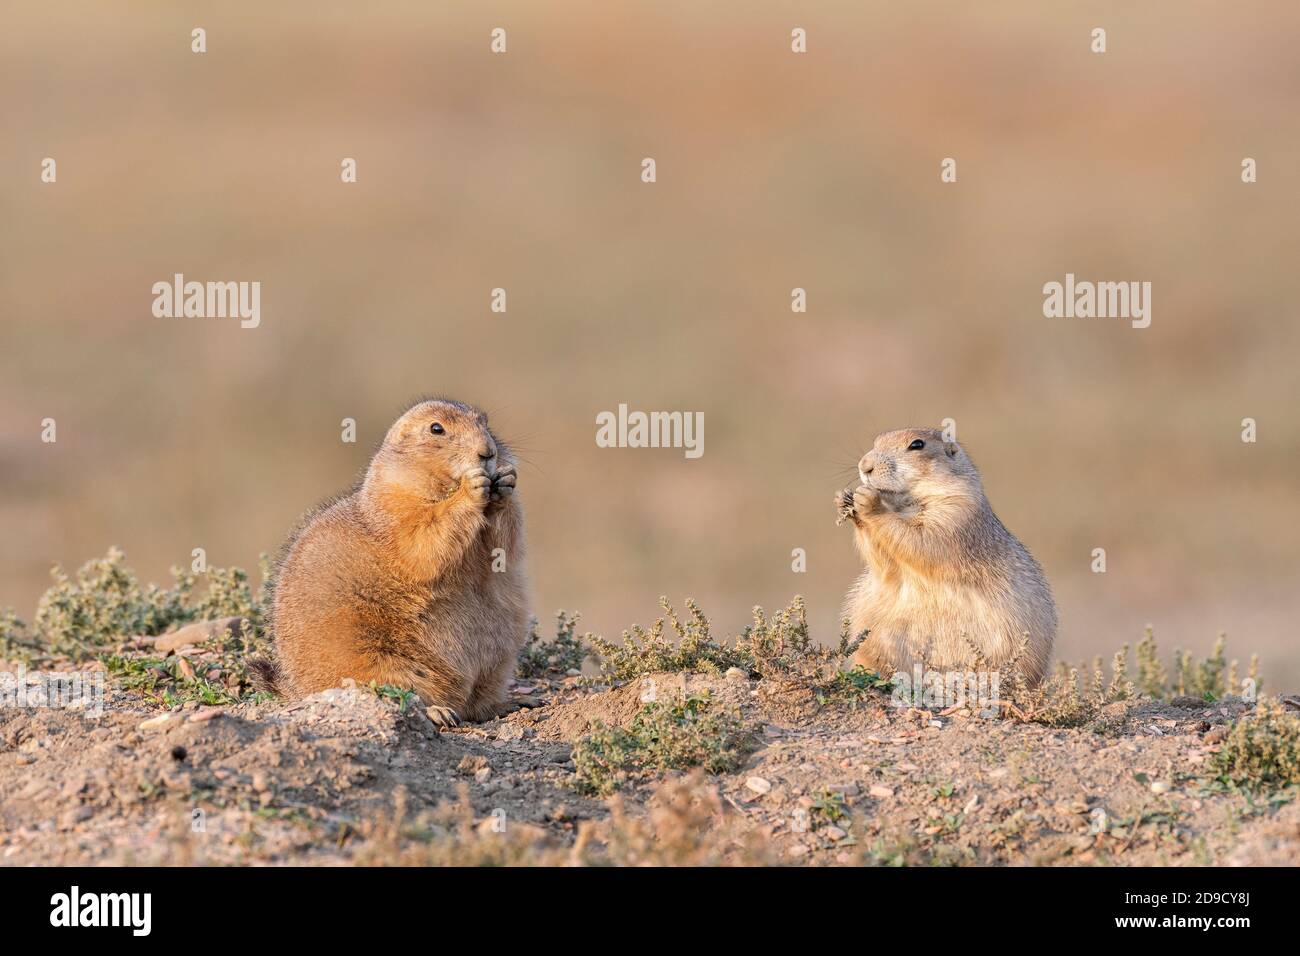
[1175,637,1226,699]
[732,601,870,686]
[586,598,752,682]
[1171,635,1258,701]
[191,563,260,622]
[810,789,849,825]
[585,596,879,702]
[819,664,893,703]
[8,548,270,663]
[1209,697,1300,795]
[97,612,268,705]
[730,598,816,673]
[1135,627,1166,698]
[963,636,1108,728]
[570,693,753,796]
[32,548,196,659]
[215,617,272,697]
[1004,630,1260,728]
[102,654,170,695]
[161,680,233,708]
[516,610,587,678]
[102,653,240,706]
[0,608,41,664]
[1023,664,1122,728]
[368,682,421,714]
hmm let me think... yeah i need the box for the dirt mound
[0,662,1292,865]
[509,671,752,741]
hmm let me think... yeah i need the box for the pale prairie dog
[254,398,528,725]
[836,428,1056,684]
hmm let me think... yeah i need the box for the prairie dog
[837,428,1056,683]
[256,398,528,725]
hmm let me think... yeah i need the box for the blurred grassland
[1,1,1297,686]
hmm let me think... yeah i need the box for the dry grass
[570,692,754,796]
[585,595,882,695]
[985,629,1262,729]
[356,773,775,867]
[1,548,268,666]
[1209,697,1300,795]
[1,548,1277,744]
[516,611,587,679]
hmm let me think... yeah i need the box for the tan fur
[264,398,528,723]
[838,428,1056,684]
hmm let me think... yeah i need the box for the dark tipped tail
[247,655,284,696]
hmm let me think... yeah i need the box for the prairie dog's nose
[858,452,877,483]
[477,438,497,461]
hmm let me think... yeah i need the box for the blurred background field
[2,2,1297,686]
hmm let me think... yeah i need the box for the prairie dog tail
[247,655,284,696]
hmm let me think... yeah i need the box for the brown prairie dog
[255,398,528,725]
[837,428,1056,684]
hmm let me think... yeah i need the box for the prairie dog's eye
[430,422,445,435]
[907,439,925,451]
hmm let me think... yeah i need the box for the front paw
[852,485,881,521]
[487,464,516,510]
[835,487,856,525]
[461,467,493,508]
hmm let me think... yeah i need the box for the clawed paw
[836,485,880,525]
[489,464,516,504]
[462,467,493,506]
[853,485,881,518]
[425,704,462,729]
[835,487,855,525]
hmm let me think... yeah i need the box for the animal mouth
[861,474,905,495]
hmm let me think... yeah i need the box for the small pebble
[458,755,489,773]
[65,806,94,825]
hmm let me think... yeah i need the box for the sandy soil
[2,656,1295,866]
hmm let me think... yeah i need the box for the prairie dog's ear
[387,414,418,445]
[944,442,958,458]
